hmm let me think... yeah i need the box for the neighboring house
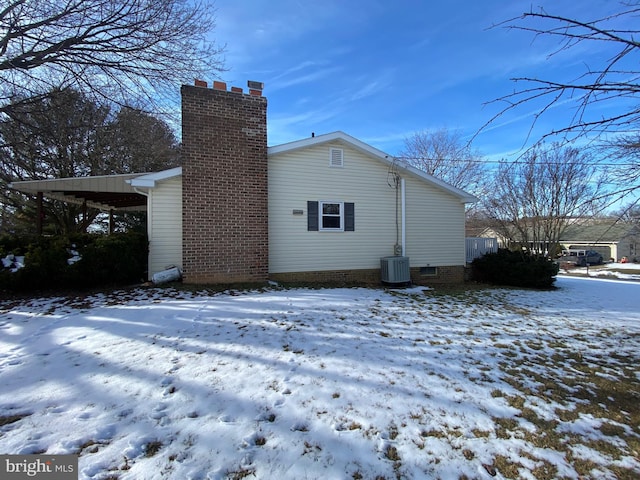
[559,223,640,262]
[469,221,640,262]
[10,81,477,285]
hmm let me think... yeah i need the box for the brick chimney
[181,81,268,284]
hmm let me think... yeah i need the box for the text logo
[0,455,77,479]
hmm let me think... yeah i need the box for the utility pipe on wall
[401,178,406,256]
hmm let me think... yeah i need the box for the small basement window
[420,266,438,276]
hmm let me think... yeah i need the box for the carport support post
[109,209,114,234]
[36,191,43,235]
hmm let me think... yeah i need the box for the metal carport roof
[9,173,148,211]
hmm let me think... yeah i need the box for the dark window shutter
[345,202,355,231]
[307,201,318,231]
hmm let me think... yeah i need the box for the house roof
[560,223,640,243]
[269,131,478,204]
[8,132,478,209]
[128,167,182,188]
[8,173,148,211]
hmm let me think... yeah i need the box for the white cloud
[269,65,342,92]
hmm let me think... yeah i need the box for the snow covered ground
[558,260,640,282]
[1,276,639,479]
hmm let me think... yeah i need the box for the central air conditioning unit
[380,256,410,284]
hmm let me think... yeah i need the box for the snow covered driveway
[1,277,639,479]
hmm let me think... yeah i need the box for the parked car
[557,249,604,267]
[578,250,603,266]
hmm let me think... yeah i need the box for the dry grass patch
[143,440,162,457]
[492,454,522,478]
[488,329,640,479]
[0,412,31,426]
[420,429,446,439]
[384,445,400,461]
[226,467,256,479]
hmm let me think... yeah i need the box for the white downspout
[401,178,406,256]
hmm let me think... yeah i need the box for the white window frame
[319,200,344,231]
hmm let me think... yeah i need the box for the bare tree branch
[0,0,225,113]
[477,3,640,149]
[400,128,488,194]
[0,88,180,234]
[484,143,608,257]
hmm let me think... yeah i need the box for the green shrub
[0,236,69,291]
[0,232,147,293]
[471,249,559,289]
[69,232,148,287]
[0,235,29,258]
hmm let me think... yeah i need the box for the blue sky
[211,1,629,161]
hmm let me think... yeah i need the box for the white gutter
[401,178,406,256]
[133,187,148,197]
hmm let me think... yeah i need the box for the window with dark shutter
[307,201,318,231]
[308,201,355,232]
[345,202,355,231]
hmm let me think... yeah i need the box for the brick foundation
[181,83,268,284]
[270,269,381,286]
[270,265,465,286]
[410,265,465,285]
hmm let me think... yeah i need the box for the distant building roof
[560,223,640,243]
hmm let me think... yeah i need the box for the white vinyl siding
[268,143,466,273]
[147,176,182,278]
[269,144,397,273]
[403,175,466,266]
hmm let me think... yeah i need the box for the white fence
[466,237,498,263]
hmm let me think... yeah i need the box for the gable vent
[329,148,344,168]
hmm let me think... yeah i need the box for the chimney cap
[247,80,264,90]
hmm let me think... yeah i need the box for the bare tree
[475,2,640,215]
[614,200,640,224]
[400,128,488,196]
[482,3,640,146]
[0,89,179,234]
[0,0,224,114]
[1,89,109,233]
[602,132,640,192]
[484,143,607,257]
[101,106,180,174]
